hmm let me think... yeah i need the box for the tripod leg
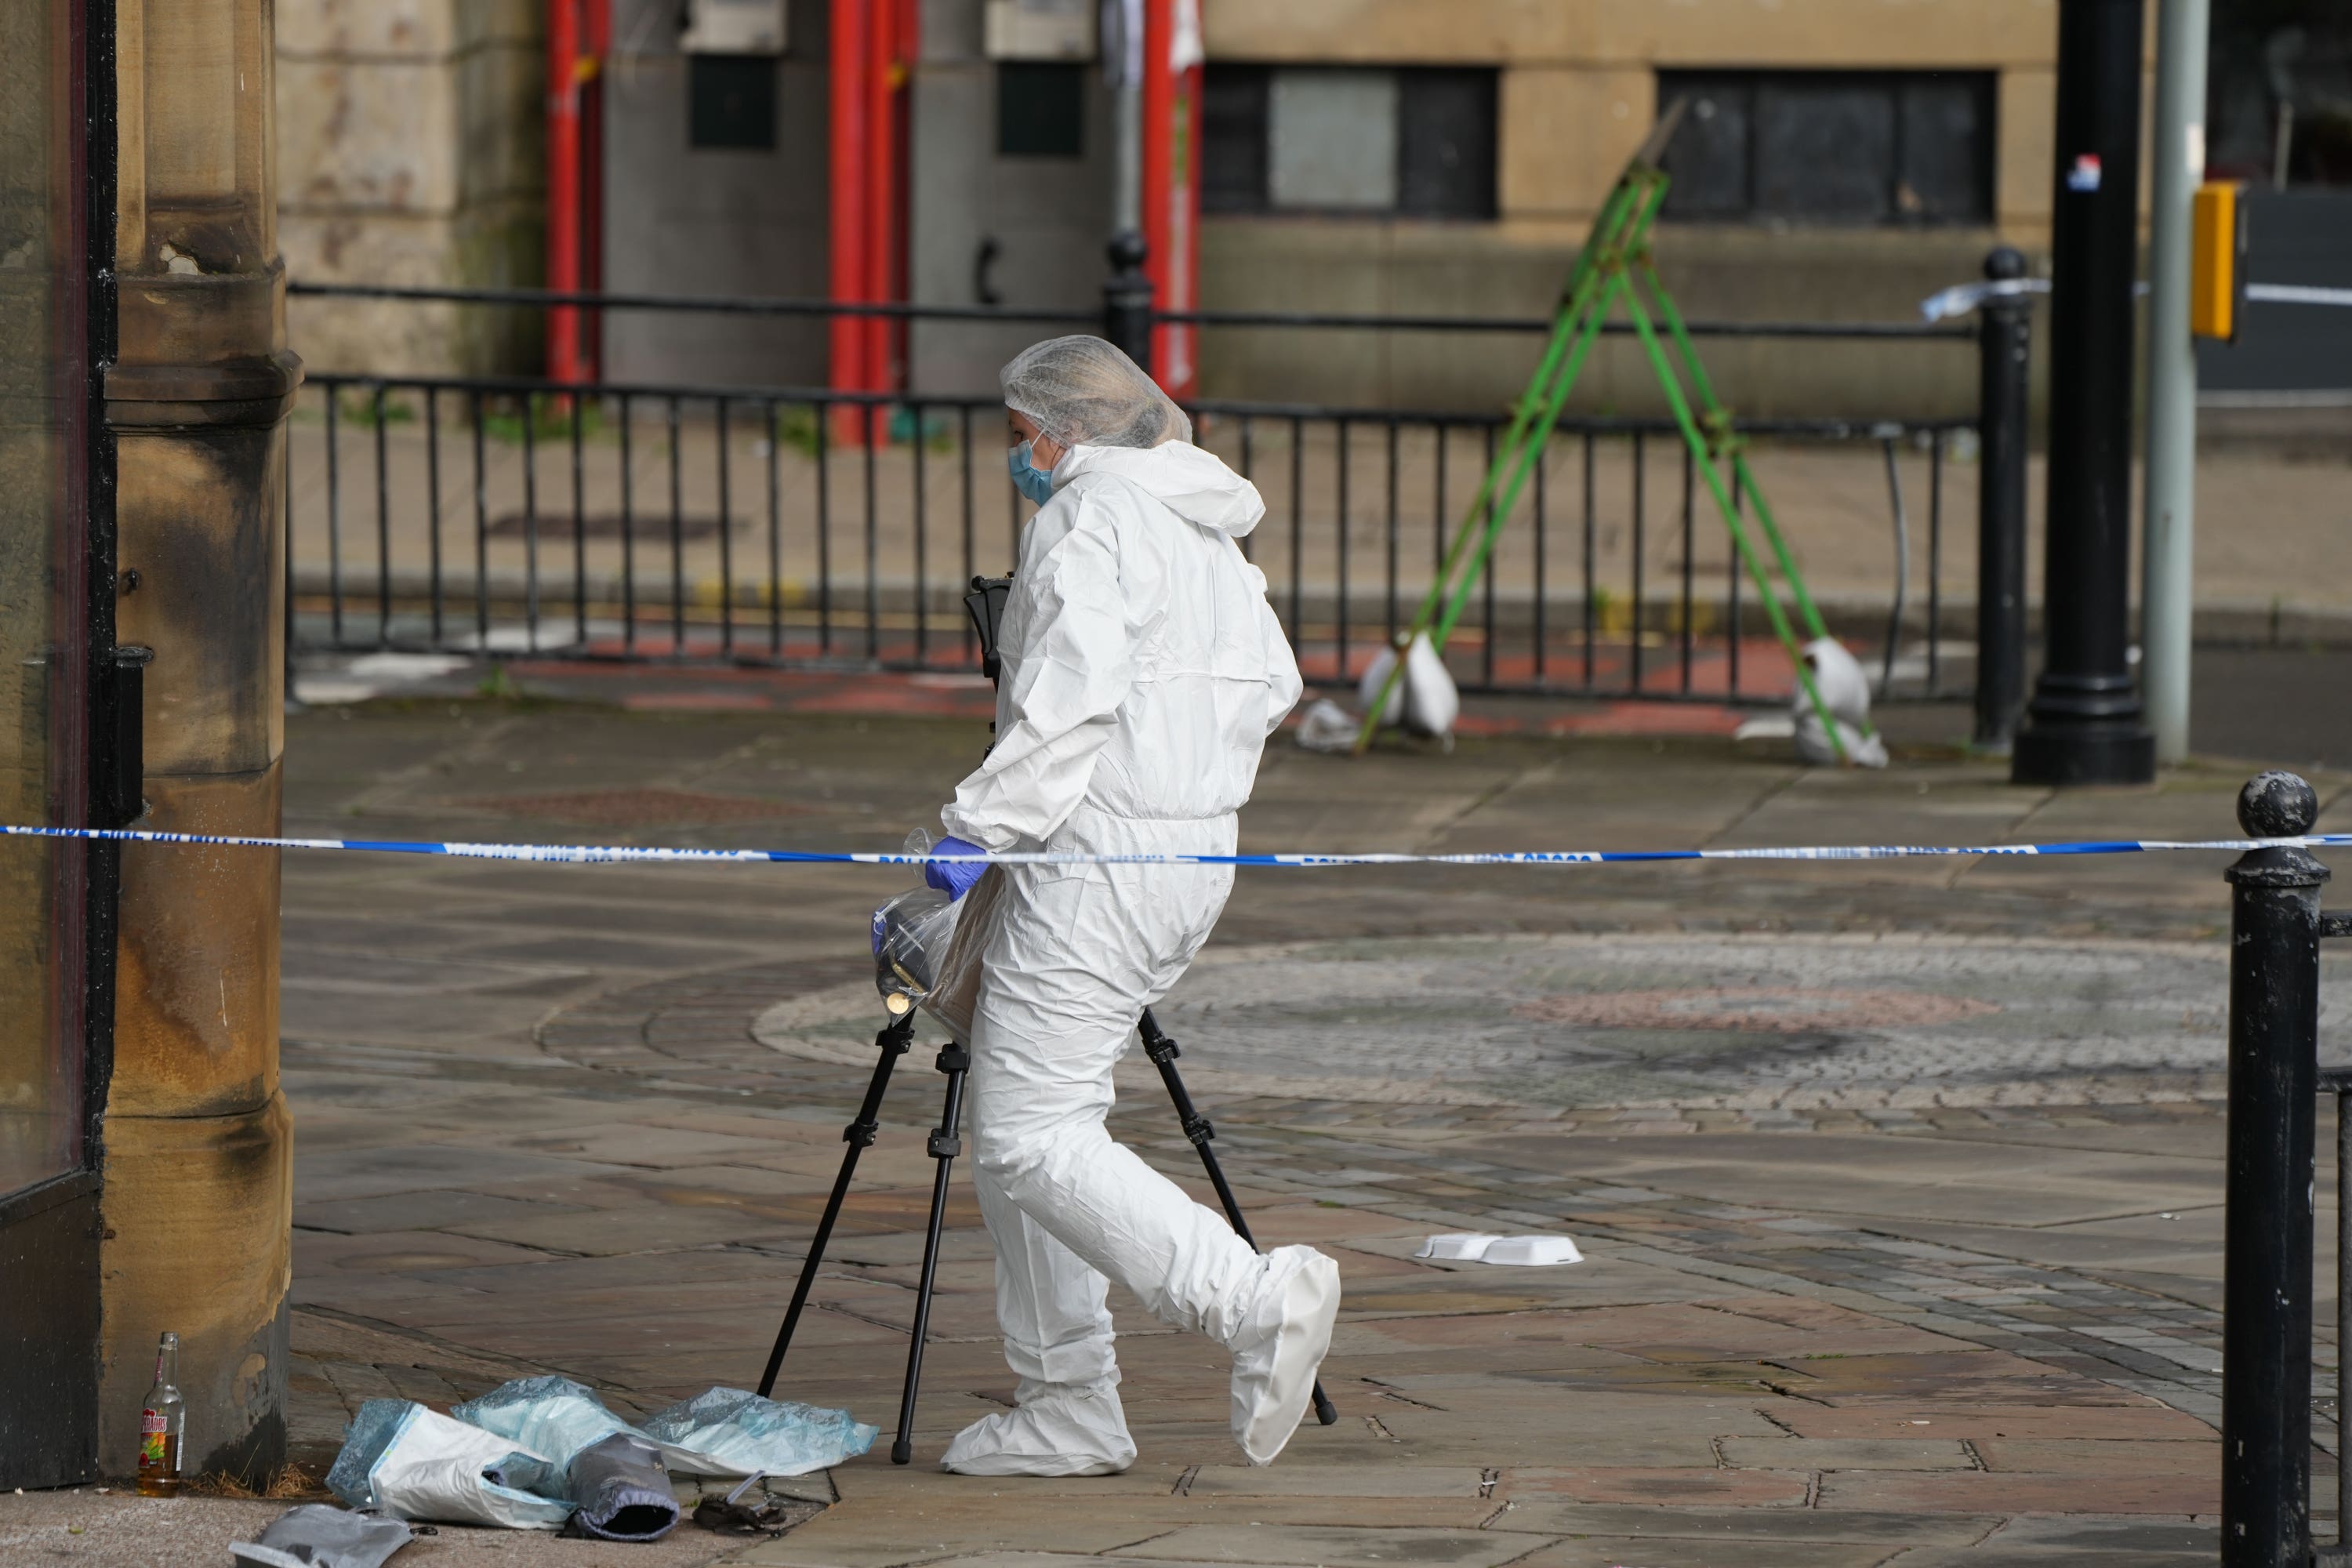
[757,1012,915,1399]
[1137,1008,1338,1427]
[895,1040,971,1465]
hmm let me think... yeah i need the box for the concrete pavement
[10,694,2350,1565]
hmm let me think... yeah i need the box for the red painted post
[829,0,871,443]
[545,0,581,383]
[1139,0,1200,397]
[865,0,897,434]
[581,0,608,378]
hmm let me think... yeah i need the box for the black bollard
[2010,0,2155,785]
[2222,770,2329,1568]
[1102,230,1154,376]
[1972,248,2031,755]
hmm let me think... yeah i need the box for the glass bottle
[136,1332,183,1497]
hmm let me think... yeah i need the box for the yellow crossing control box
[2190,180,2244,342]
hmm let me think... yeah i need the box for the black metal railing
[286,263,2016,713]
[2221,769,2346,1567]
[286,369,1971,706]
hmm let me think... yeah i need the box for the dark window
[997,62,1086,158]
[688,53,778,151]
[1756,78,1896,222]
[1202,66,1271,212]
[1900,77,1994,220]
[1659,71,1994,227]
[1201,64,1497,219]
[1398,70,1498,219]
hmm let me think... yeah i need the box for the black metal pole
[1973,246,2032,755]
[757,1012,915,1399]
[2012,0,2155,784]
[1102,231,1154,376]
[895,1041,971,1465]
[1138,1009,1338,1426]
[2221,770,2328,1568]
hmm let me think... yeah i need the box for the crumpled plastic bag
[917,863,1007,1047]
[1291,698,1357,753]
[229,1504,414,1568]
[873,884,962,1018]
[640,1386,880,1479]
[564,1432,679,1542]
[477,1451,566,1497]
[1795,713,1889,768]
[457,1374,878,1482]
[1357,632,1459,740]
[450,1377,647,1475]
[323,1401,572,1530]
[326,1379,876,1535]
[1792,637,1888,768]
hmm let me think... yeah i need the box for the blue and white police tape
[2,821,2349,868]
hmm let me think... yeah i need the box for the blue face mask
[1007,440,1056,506]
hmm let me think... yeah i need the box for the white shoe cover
[1230,1247,1341,1466]
[939,1380,1138,1478]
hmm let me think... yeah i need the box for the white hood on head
[1054,441,1265,539]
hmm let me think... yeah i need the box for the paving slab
[1715,1438,1973,1471]
[1180,1465,1487,1497]
[1506,1541,1900,1567]
[1479,1502,1996,1545]
[1111,1524,1536,1568]
[0,1491,741,1567]
[1817,1468,2218,1514]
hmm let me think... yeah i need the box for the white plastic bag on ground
[1357,633,1459,740]
[1795,713,1889,768]
[639,1386,879,1479]
[1792,637,1887,768]
[1799,637,1873,724]
[324,1400,572,1530]
[456,1374,879,1483]
[1413,1233,1583,1266]
[1292,698,1357,753]
[451,1377,644,1474]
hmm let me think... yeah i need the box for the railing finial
[2240,769,2319,839]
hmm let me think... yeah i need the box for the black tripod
[754,578,1338,1465]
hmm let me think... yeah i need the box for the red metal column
[829,0,872,440]
[544,0,608,385]
[581,0,608,377]
[1140,0,1199,398]
[545,0,582,383]
[865,0,895,429]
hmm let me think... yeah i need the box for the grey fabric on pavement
[228,1504,412,1568]
[564,1433,679,1542]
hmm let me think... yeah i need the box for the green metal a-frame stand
[1356,106,1866,762]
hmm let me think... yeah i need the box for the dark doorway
[0,0,118,1491]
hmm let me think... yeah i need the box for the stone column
[98,0,299,1483]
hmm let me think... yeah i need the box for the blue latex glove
[924,835,988,900]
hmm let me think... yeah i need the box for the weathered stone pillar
[97,0,299,1483]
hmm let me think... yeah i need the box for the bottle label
[140,1410,166,1470]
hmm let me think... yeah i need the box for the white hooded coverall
[938,427,1309,1475]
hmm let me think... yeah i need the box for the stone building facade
[276,0,546,377]
[274,0,2106,416]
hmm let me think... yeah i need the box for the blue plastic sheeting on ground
[641,1386,879,1479]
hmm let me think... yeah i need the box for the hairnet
[1000,336,1192,450]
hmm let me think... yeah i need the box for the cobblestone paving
[753,932,2352,1111]
[244,706,2352,1565]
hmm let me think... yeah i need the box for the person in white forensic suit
[920,336,1336,1478]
